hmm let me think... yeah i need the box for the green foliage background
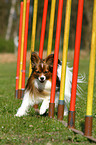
[0,0,94,53]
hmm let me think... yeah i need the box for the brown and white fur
[15,52,84,117]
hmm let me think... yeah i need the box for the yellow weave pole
[29,0,38,77]
[47,0,56,56]
[59,0,72,101]
[84,0,96,136]
[86,0,96,116]
[18,0,27,96]
[57,0,72,120]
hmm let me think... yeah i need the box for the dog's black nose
[39,75,46,83]
[40,77,44,81]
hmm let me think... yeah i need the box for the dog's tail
[57,63,85,103]
[76,73,86,97]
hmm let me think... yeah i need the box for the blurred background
[0,0,93,57]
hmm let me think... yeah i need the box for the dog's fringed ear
[31,52,40,67]
[45,54,54,67]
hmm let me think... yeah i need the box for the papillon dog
[15,52,84,117]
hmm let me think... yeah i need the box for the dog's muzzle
[38,75,46,83]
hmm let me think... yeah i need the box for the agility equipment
[15,2,23,98]
[47,0,56,56]
[15,0,96,142]
[21,0,30,97]
[18,0,27,98]
[31,0,48,109]
[15,0,30,99]
[29,0,38,77]
[48,0,63,118]
[68,0,84,128]
[57,0,72,120]
[84,0,96,136]
[39,0,48,59]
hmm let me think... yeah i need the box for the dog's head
[31,52,54,83]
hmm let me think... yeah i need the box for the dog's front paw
[15,110,27,117]
[40,107,46,115]
[15,113,22,117]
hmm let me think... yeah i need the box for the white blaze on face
[41,63,43,68]
[38,63,46,82]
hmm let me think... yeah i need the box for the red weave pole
[22,0,30,91]
[50,0,63,103]
[70,0,84,111]
[15,2,23,97]
[39,0,48,59]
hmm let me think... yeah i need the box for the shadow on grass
[80,121,85,132]
[29,109,48,117]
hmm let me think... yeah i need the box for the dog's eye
[44,71,48,73]
[36,71,40,73]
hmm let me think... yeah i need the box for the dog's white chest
[34,79,51,91]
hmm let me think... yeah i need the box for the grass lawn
[0,59,96,145]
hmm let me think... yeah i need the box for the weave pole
[31,0,48,109]
[29,0,38,77]
[84,0,96,136]
[48,0,63,118]
[47,0,56,56]
[21,0,30,97]
[15,2,23,98]
[57,0,72,120]
[68,0,84,128]
[18,0,27,99]
[39,0,48,59]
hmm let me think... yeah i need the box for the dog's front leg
[40,98,50,115]
[15,91,34,117]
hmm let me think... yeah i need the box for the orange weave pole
[70,0,84,111]
[39,0,48,59]
[21,0,30,96]
[48,0,63,118]
[15,2,23,98]
[50,0,63,104]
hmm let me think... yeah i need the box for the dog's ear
[31,52,40,67]
[45,54,54,67]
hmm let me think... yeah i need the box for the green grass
[0,60,96,145]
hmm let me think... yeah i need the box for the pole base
[48,103,55,118]
[68,111,75,128]
[21,89,25,98]
[18,89,22,99]
[57,103,64,120]
[84,116,93,136]
[15,90,18,98]
[15,89,25,99]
